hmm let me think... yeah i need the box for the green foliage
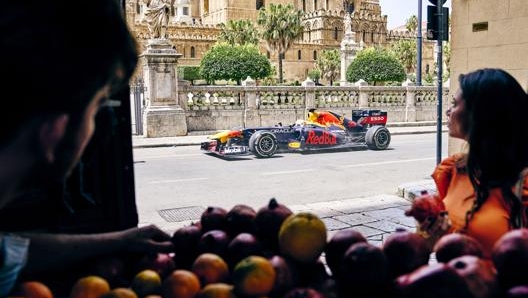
[217,19,259,45]
[316,49,340,85]
[406,15,418,33]
[346,47,406,85]
[199,43,271,84]
[390,39,417,74]
[257,3,303,83]
[307,68,321,82]
[178,66,201,83]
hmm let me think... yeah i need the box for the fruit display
[8,198,528,298]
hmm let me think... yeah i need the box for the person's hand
[415,211,451,250]
[120,224,174,254]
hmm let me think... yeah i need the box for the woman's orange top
[431,153,528,259]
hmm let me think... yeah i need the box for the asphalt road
[132,132,448,225]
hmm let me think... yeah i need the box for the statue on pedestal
[144,0,174,39]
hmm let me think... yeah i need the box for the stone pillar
[356,79,369,108]
[140,39,187,137]
[242,76,259,127]
[402,79,417,122]
[340,13,364,86]
[302,78,316,118]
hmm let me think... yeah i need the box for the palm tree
[257,3,303,84]
[316,49,340,86]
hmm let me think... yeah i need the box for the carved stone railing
[175,78,449,133]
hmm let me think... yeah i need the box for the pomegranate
[404,191,445,223]
[197,229,230,258]
[395,263,474,298]
[382,229,431,279]
[255,198,293,254]
[434,233,484,263]
[225,204,257,238]
[337,242,390,298]
[447,255,499,298]
[492,228,528,289]
[324,228,367,278]
[171,223,202,269]
[226,232,264,270]
[200,206,228,232]
[269,255,299,298]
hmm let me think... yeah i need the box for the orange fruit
[100,288,138,298]
[278,212,327,263]
[131,269,162,298]
[70,275,111,298]
[191,253,229,286]
[162,270,201,298]
[196,283,236,298]
[11,281,53,298]
[232,255,276,297]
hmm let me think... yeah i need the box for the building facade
[448,0,528,154]
[125,0,436,84]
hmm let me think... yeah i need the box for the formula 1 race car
[200,109,391,158]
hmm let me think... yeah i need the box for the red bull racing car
[200,109,391,158]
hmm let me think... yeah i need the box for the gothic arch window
[267,51,270,59]
[313,50,317,60]
[371,32,375,42]
[191,46,196,58]
[204,0,209,14]
[334,27,338,40]
[298,50,302,60]
[314,0,317,10]
[302,0,306,11]
[256,0,264,10]
[326,0,329,9]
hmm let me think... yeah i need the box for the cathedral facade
[125,0,434,84]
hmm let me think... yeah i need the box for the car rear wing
[352,109,388,126]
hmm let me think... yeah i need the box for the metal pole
[416,0,422,86]
[436,0,443,165]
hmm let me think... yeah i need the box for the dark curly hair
[458,68,528,229]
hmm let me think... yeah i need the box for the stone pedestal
[340,13,364,86]
[140,39,187,137]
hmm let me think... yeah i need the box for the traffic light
[427,5,449,41]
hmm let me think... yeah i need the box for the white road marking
[340,157,435,168]
[262,169,315,176]
[149,177,208,184]
[134,153,203,160]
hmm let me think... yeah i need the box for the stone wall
[177,80,448,133]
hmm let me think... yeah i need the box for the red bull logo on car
[306,130,337,145]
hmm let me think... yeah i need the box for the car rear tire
[365,126,390,150]
[249,131,278,158]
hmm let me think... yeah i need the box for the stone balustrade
[175,78,449,134]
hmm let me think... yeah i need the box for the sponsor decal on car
[306,131,337,145]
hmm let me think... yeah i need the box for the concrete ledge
[397,179,437,201]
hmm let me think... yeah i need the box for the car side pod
[365,126,391,150]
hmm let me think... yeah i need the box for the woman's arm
[18,224,174,274]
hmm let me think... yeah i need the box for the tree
[391,39,417,75]
[257,3,303,84]
[199,43,271,84]
[316,49,340,86]
[307,68,321,83]
[406,15,418,33]
[217,19,259,46]
[346,47,406,85]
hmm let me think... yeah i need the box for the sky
[379,0,452,30]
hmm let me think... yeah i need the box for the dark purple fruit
[255,198,293,254]
[200,206,228,233]
[225,204,257,238]
[382,229,431,279]
[434,233,484,263]
[324,228,367,278]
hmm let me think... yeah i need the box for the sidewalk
[134,122,443,244]
[132,121,447,148]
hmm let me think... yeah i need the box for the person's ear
[39,114,69,163]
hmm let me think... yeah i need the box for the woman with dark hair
[422,68,528,258]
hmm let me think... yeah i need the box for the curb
[132,128,448,149]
